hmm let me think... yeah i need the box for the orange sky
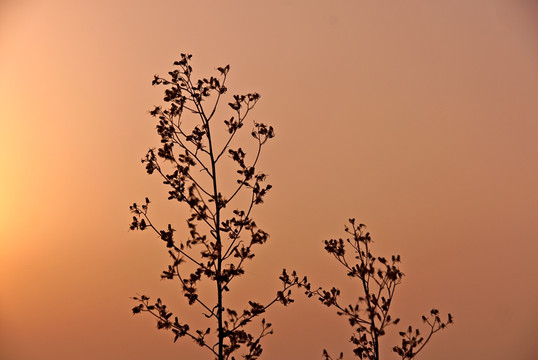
[1,1,537,359]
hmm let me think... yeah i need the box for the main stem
[205,116,223,360]
[360,252,379,360]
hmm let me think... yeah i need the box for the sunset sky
[1,1,537,359]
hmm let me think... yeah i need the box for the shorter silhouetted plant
[290,219,453,360]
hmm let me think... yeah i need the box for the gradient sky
[1,1,537,359]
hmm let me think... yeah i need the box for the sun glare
[0,184,11,235]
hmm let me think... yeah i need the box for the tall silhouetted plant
[129,53,301,360]
[293,219,453,360]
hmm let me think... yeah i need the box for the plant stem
[203,106,224,360]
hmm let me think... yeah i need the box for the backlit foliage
[295,219,453,359]
[130,54,303,360]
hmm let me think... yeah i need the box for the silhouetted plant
[292,219,453,360]
[129,53,303,360]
